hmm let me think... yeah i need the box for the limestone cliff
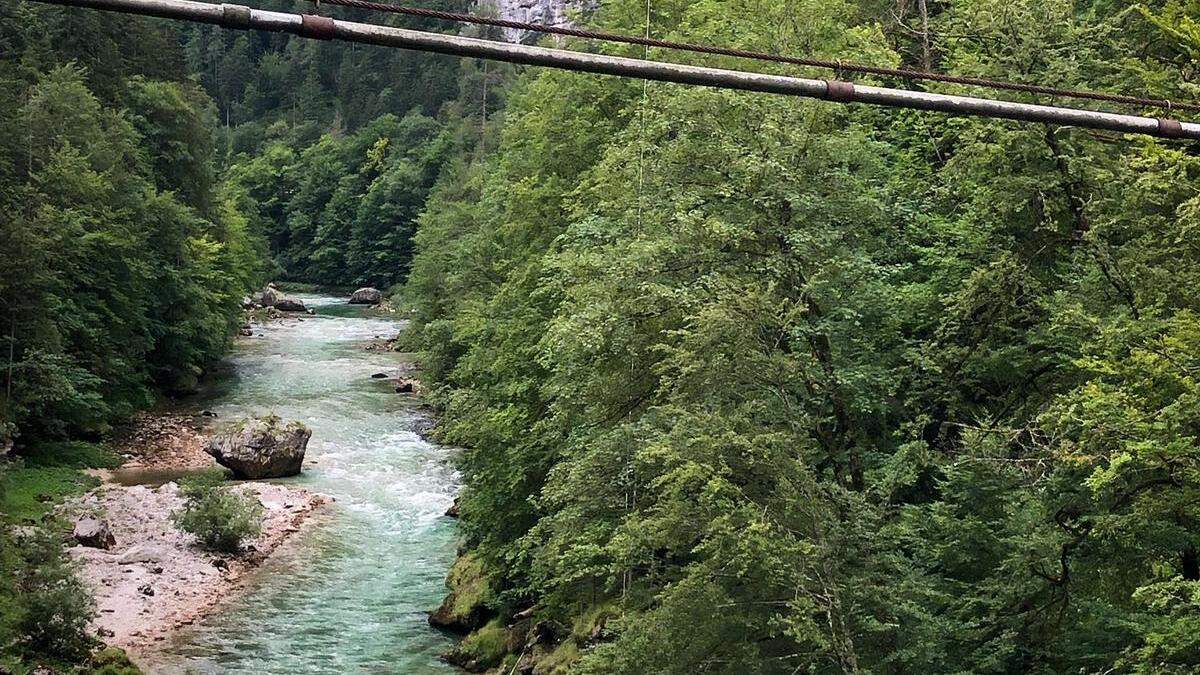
[475,0,597,43]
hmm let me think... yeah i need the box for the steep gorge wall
[475,0,597,42]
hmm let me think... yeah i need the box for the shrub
[4,526,97,661]
[172,471,263,553]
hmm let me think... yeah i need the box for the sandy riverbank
[64,414,332,654]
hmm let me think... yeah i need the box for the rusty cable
[304,0,1200,113]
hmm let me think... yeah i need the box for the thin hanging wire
[635,0,650,234]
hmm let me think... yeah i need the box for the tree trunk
[918,0,932,70]
[1184,546,1199,581]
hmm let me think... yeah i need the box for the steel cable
[305,0,1200,113]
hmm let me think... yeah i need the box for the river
[147,293,459,674]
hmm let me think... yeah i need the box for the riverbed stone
[73,517,115,549]
[349,287,382,305]
[116,544,170,565]
[273,296,306,312]
[205,416,311,479]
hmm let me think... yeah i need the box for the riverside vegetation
[2,0,1200,673]
[0,0,265,669]
[0,0,451,667]
[172,471,264,553]
[399,1,1200,673]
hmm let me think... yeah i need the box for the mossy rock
[442,618,507,672]
[428,553,493,633]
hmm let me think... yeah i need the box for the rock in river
[205,416,311,479]
[349,287,382,305]
[73,516,115,549]
[256,285,281,307]
[274,296,307,312]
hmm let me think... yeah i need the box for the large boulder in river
[273,296,306,312]
[205,416,311,479]
[256,285,281,307]
[348,287,382,305]
[73,516,115,549]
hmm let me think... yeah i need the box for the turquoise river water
[146,293,459,674]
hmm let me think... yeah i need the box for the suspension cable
[25,0,1200,140]
[305,0,1200,113]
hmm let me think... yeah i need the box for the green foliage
[224,112,456,288]
[401,0,1200,672]
[172,1,481,289]
[0,527,97,664]
[4,0,1200,671]
[0,3,263,672]
[0,2,267,447]
[88,647,144,675]
[172,471,263,553]
[178,0,471,147]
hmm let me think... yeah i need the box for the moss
[535,641,581,675]
[445,553,491,623]
[452,618,508,669]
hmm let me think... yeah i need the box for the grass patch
[0,467,96,524]
[538,641,581,674]
[571,601,618,638]
[0,442,142,673]
[21,441,121,470]
[89,646,143,674]
[0,442,115,524]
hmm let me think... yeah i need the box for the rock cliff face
[475,0,597,43]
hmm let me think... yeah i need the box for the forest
[402,0,1200,672]
[2,0,1200,673]
[0,2,266,668]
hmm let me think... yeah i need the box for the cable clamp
[300,14,336,40]
[1157,118,1184,139]
[220,3,252,29]
[824,80,856,103]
